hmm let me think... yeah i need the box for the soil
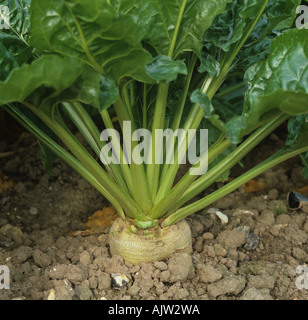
[0,129,308,301]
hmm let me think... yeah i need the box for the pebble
[168,253,193,283]
[247,274,276,290]
[47,289,56,300]
[207,275,246,298]
[29,207,38,216]
[32,249,52,268]
[244,233,260,251]
[216,227,248,249]
[0,224,24,245]
[202,232,214,240]
[197,264,222,284]
[154,261,168,271]
[111,273,129,290]
[241,287,273,300]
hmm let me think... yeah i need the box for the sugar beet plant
[1,0,308,264]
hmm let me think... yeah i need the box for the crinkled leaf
[29,0,153,82]
[145,55,187,83]
[0,0,33,68]
[225,29,308,144]
[0,42,19,81]
[118,0,231,58]
[204,0,301,53]
[285,114,308,178]
[201,0,301,79]
[0,55,100,113]
[191,86,244,134]
[0,0,31,41]
[286,115,307,148]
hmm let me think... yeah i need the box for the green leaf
[4,104,60,174]
[0,0,33,68]
[120,0,231,58]
[285,114,308,178]
[0,55,100,111]
[29,0,153,82]
[225,29,308,143]
[38,139,58,176]
[190,89,214,118]
[0,42,19,81]
[198,51,220,76]
[199,118,237,182]
[190,87,244,134]
[0,0,31,42]
[301,152,308,178]
[99,75,119,112]
[145,55,187,83]
[286,115,307,147]
[204,0,301,53]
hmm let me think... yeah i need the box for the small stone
[191,220,205,235]
[257,210,275,226]
[53,280,75,300]
[202,232,214,240]
[247,274,276,290]
[203,245,215,258]
[194,236,204,252]
[66,265,86,285]
[233,209,255,217]
[207,275,246,298]
[46,289,56,300]
[12,246,33,264]
[197,264,222,284]
[168,253,193,283]
[213,244,227,257]
[127,283,141,297]
[79,251,92,267]
[216,227,247,249]
[29,207,38,216]
[275,214,291,225]
[111,273,129,290]
[292,247,308,261]
[244,233,259,251]
[97,271,111,290]
[241,287,273,300]
[154,261,168,271]
[160,270,171,282]
[74,285,93,300]
[11,296,26,300]
[0,224,24,246]
[48,264,68,280]
[33,249,52,268]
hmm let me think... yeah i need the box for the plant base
[109,218,192,265]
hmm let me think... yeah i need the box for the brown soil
[0,131,308,300]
